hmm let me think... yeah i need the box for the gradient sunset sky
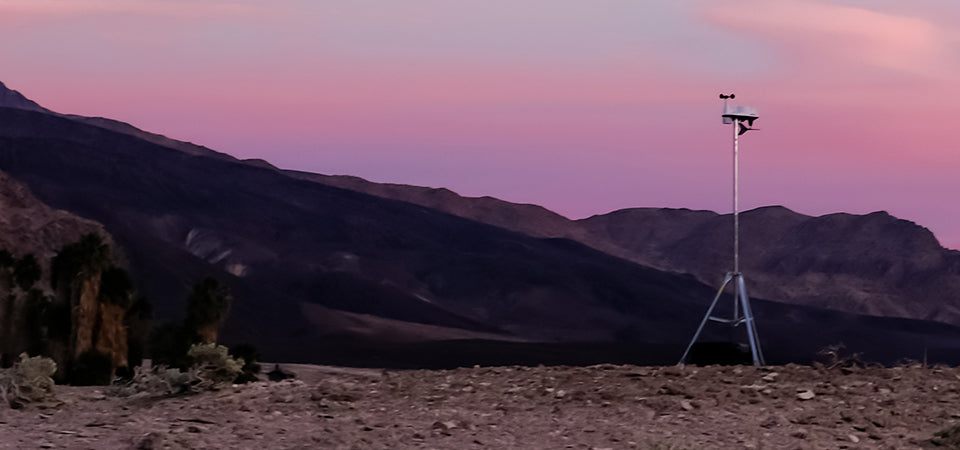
[3,1,960,246]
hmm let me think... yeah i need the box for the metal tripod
[679,95,765,366]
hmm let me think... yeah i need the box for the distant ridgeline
[0,234,149,383]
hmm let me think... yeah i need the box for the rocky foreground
[1,362,959,449]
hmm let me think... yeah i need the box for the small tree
[185,278,231,345]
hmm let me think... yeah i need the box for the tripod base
[679,272,765,366]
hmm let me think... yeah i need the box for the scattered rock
[760,415,779,428]
[133,432,165,450]
[796,390,816,401]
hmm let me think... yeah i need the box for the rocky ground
[1,362,960,449]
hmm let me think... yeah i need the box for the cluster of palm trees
[0,233,232,384]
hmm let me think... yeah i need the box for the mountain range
[1,80,959,366]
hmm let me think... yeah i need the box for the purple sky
[4,1,960,247]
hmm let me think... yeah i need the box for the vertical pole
[733,120,740,275]
[732,120,741,320]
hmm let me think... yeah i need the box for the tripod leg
[679,274,733,365]
[737,276,765,366]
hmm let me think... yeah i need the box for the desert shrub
[109,364,196,397]
[71,350,113,386]
[0,353,57,408]
[112,344,244,397]
[188,343,243,388]
[230,343,261,383]
[816,344,866,370]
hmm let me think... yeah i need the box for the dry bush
[816,344,866,370]
[187,343,243,389]
[0,353,58,408]
[109,365,196,397]
[110,343,243,397]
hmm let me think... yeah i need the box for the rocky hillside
[0,168,114,284]
[578,206,960,325]
[3,81,960,366]
[284,171,587,242]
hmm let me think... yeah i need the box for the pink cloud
[702,0,959,79]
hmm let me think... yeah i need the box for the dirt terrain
[1,362,959,449]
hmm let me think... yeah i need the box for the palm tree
[95,267,134,370]
[51,233,111,358]
[186,277,232,344]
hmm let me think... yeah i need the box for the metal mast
[679,93,765,367]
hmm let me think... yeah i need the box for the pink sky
[4,0,960,247]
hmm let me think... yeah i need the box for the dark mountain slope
[284,170,586,241]
[0,81,50,114]
[0,107,720,358]
[0,81,232,161]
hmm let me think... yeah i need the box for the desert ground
[2,362,959,449]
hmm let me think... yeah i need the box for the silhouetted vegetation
[125,296,152,370]
[70,350,113,386]
[149,277,234,372]
[50,234,110,292]
[185,277,231,345]
[99,267,133,308]
[149,323,195,370]
[12,254,40,291]
[0,234,150,385]
[230,343,261,383]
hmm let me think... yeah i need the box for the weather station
[679,93,765,367]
